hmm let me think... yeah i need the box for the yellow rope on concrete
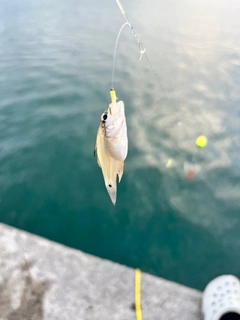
[135,268,142,320]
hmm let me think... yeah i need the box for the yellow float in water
[196,135,208,148]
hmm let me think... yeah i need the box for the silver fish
[95,91,128,205]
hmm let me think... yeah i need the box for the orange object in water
[184,162,199,180]
[185,169,196,180]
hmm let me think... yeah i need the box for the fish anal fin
[117,161,124,182]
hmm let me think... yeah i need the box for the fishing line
[111,22,129,88]
[112,0,216,180]
[114,0,167,99]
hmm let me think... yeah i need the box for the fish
[94,89,128,205]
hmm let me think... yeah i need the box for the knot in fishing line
[138,46,146,61]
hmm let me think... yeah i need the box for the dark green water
[0,0,240,290]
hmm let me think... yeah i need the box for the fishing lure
[95,88,128,205]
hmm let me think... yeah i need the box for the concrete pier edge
[0,223,202,320]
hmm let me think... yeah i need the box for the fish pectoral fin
[96,157,101,168]
[95,124,104,168]
[94,147,102,167]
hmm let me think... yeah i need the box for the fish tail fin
[106,182,117,205]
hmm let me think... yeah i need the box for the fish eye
[102,113,108,121]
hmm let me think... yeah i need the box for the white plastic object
[202,275,240,320]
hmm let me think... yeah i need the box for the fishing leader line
[112,0,167,99]
[111,22,129,88]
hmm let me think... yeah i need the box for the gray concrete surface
[0,223,202,320]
